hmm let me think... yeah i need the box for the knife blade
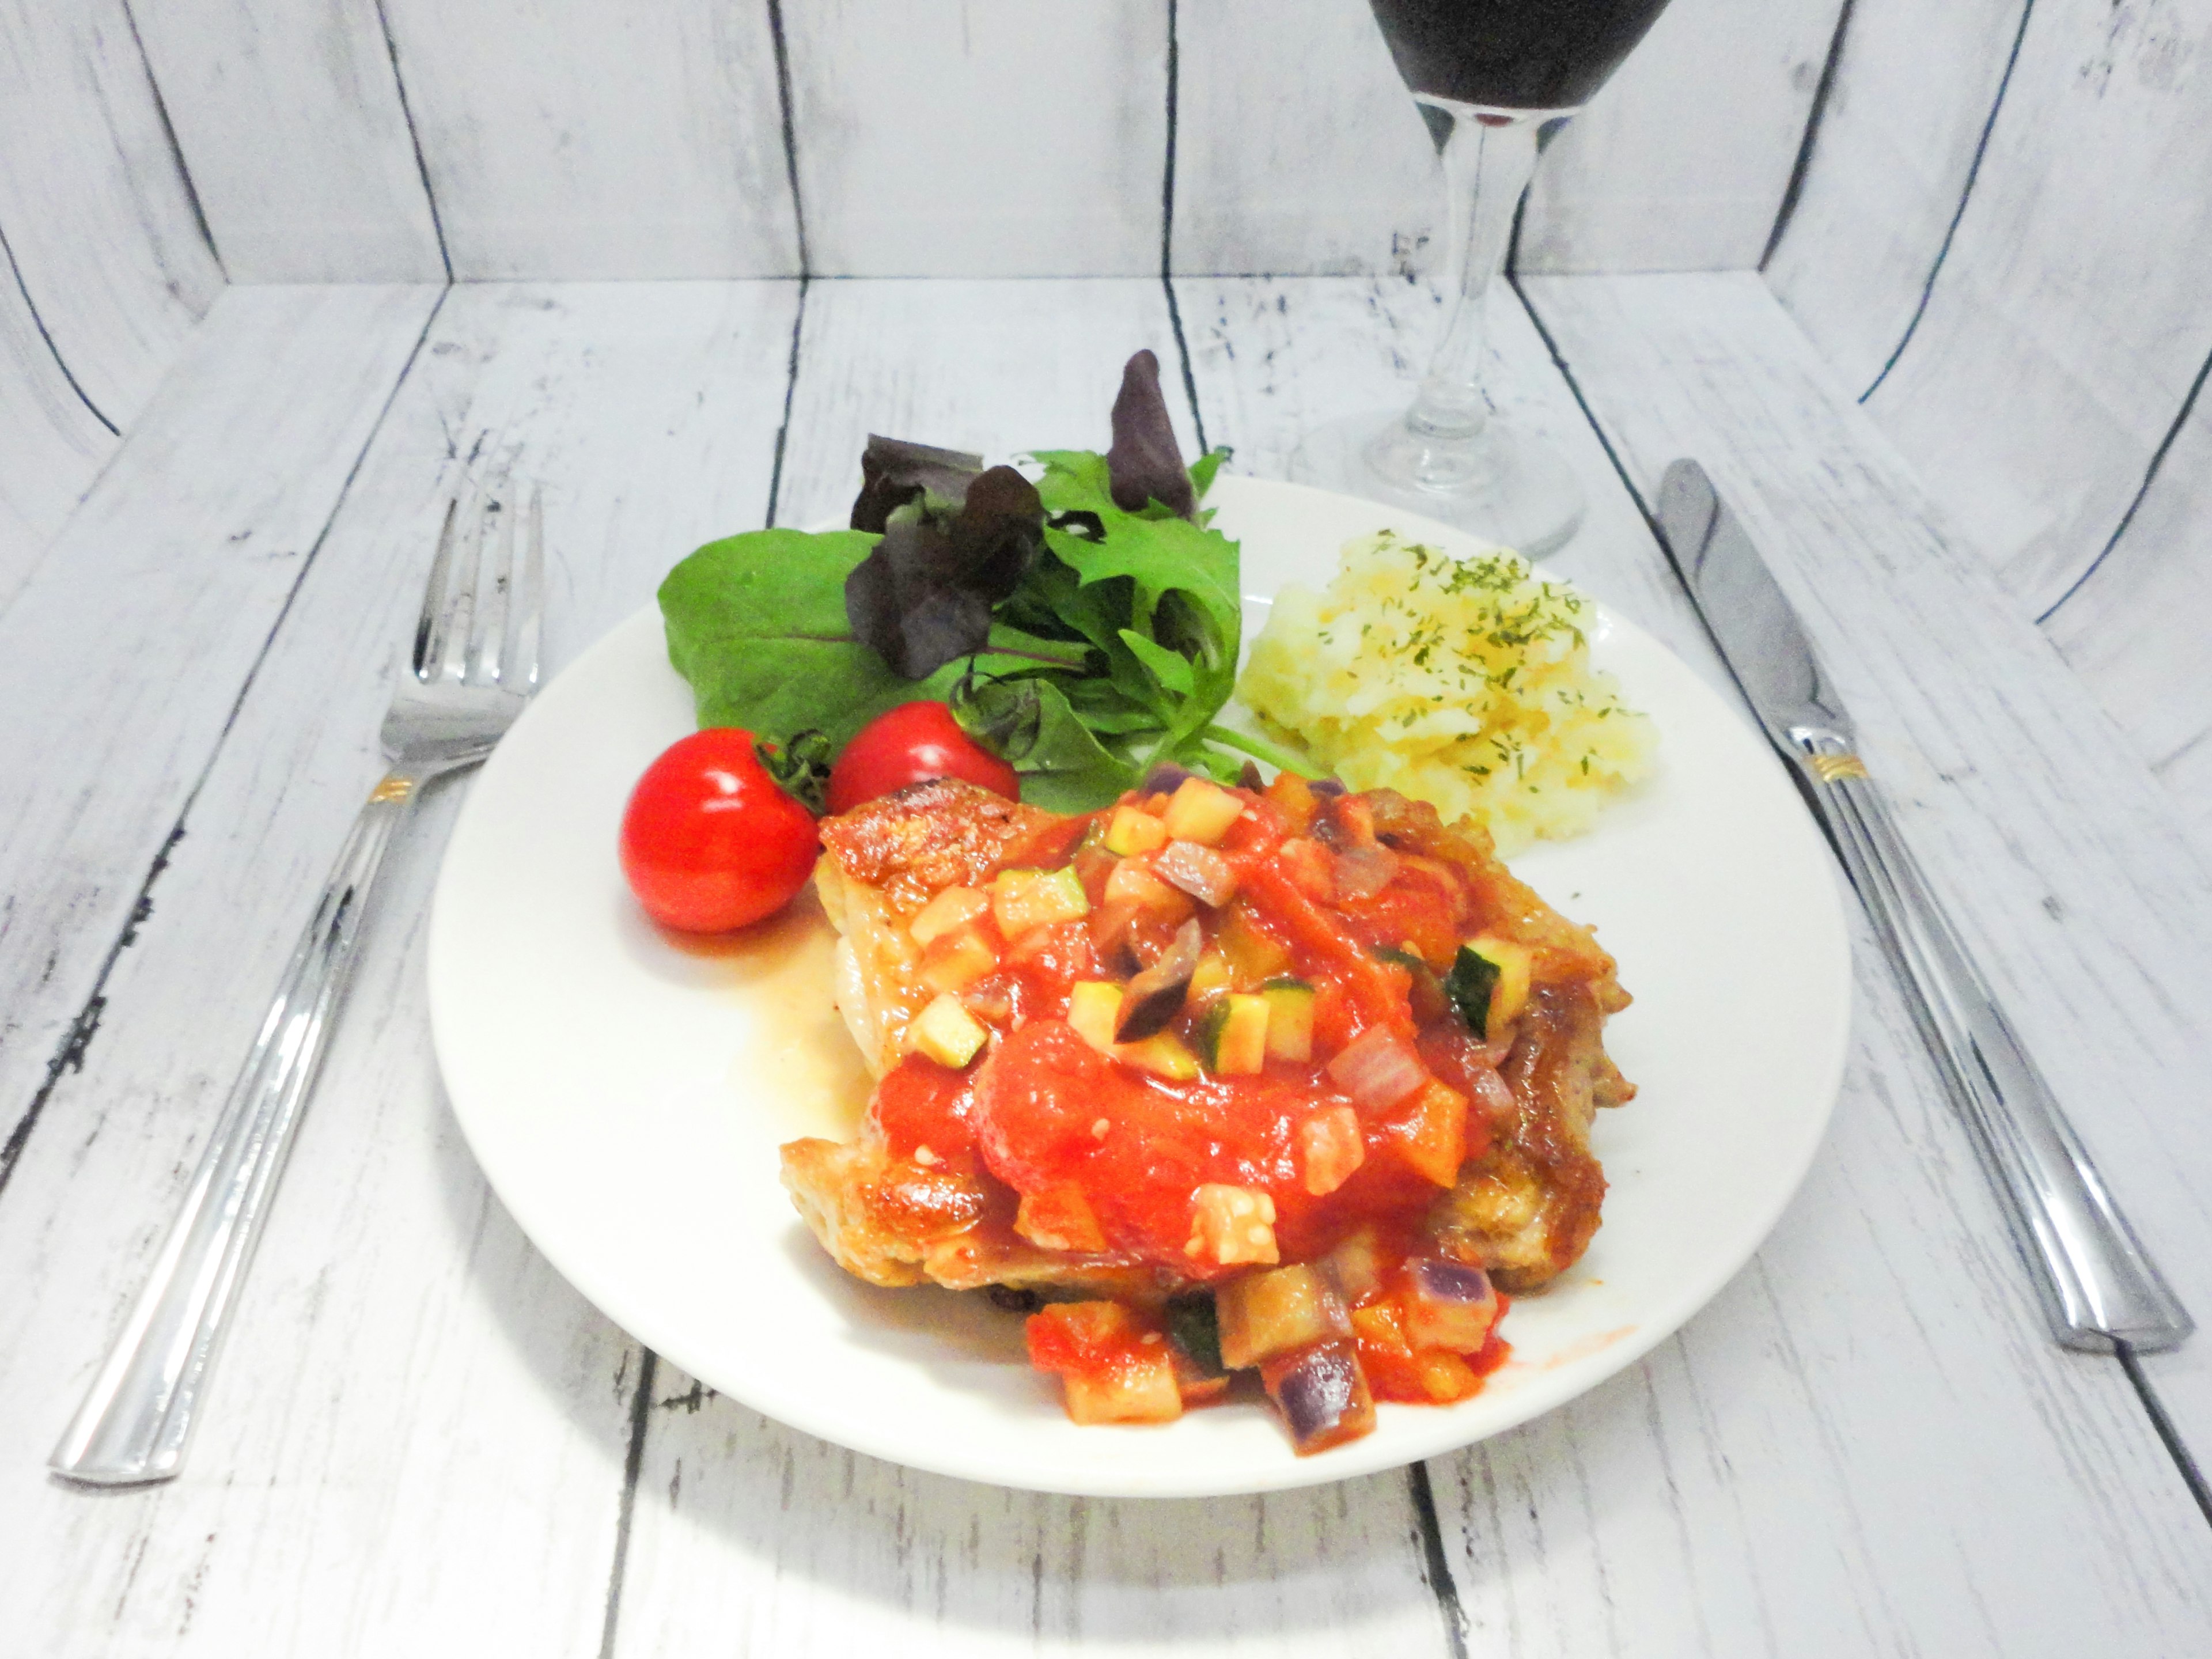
[1654,458,2191,1353]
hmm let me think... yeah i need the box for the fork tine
[412,495,462,678]
[469,483,516,685]
[509,484,545,691]
[438,483,489,683]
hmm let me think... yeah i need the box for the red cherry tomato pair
[620,703,1019,934]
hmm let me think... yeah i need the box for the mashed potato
[1238,530,1655,855]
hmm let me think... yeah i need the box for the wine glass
[1291,0,1678,556]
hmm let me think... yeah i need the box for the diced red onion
[1325,1026,1427,1110]
[1468,1065,1518,1127]
[1307,778,1347,797]
[1332,842,1397,899]
[1139,763,1195,796]
[1155,840,1237,907]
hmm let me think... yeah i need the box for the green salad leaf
[656,354,1319,813]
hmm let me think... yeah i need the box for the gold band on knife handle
[1808,752,1869,783]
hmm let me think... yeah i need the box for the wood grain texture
[1170,0,1434,277]
[2043,385,2212,836]
[378,0,799,279]
[0,0,223,424]
[1516,0,1845,274]
[1524,267,2212,1464]
[620,277,1451,1658]
[0,252,116,601]
[783,1,1169,276]
[0,280,802,1656]
[1844,0,2212,617]
[1762,0,2027,392]
[130,0,444,282]
[1187,268,2212,1648]
[0,284,438,1194]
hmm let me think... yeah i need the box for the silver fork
[51,480,546,1486]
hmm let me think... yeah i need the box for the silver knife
[1654,458,2191,1353]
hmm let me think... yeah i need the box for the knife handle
[1794,736,2191,1352]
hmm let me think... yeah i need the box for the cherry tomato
[620,729,818,932]
[825,700,1021,817]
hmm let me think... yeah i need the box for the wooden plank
[1173,0,1839,278]
[783,2,1169,277]
[0,280,801,1655]
[1763,0,2025,392]
[0,0,223,425]
[615,276,1450,1657]
[130,0,444,282]
[1179,269,2212,1648]
[1524,266,2212,1476]
[2043,387,2212,837]
[1842,0,2212,616]
[377,0,799,279]
[0,249,115,601]
[0,283,437,1182]
[1171,0,1433,276]
[1517,0,1847,274]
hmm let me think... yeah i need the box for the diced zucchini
[993,865,1091,935]
[1199,993,1269,1075]
[1188,950,1233,1004]
[1165,1292,1225,1377]
[908,885,989,946]
[919,924,999,994]
[1260,978,1316,1062]
[1118,1031,1202,1081]
[1217,1264,1351,1369]
[1218,904,1293,984]
[1068,980,1124,1054]
[1161,777,1246,846]
[1446,934,1532,1036]
[908,993,990,1068]
[1104,802,1171,856]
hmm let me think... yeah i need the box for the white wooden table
[3,270,2210,1656]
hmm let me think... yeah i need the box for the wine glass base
[1289,411,1587,558]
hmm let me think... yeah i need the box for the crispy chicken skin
[782,778,1632,1300]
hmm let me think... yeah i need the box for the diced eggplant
[1317,1225,1387,1304]
[1115,918,1202,1040]
[1139,763,1195,797]
[1165,1291,1225,1377]
[1260,978,1316,1061]
[1400,1257,1499,1353]
[1219,906,1293,982]
[1217,1264,1351,1369]
[1260,1340,1376,1454]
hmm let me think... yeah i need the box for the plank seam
[1407,1463,1471,1659]
[1158,3,1213,453]
[1759,0,1857,271]
[0,215,119,435]
[2116,1341,2212,1528]
[0,287,448,1211]
[371,0,453,282]
[2035,340,2212,626]
[1858,0,2037,404]
[596,1347,659,1659]
[765,0,810,276]
[119,0,227,281]
[763,278,810,528]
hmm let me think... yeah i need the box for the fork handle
[1793,734,2192,1353]
[51,767,432,1484]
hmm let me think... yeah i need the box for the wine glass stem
[1405,104,1542,459]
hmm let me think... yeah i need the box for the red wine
[1368,0,1675,111]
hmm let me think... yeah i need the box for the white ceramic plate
[427,475,1851,1498]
